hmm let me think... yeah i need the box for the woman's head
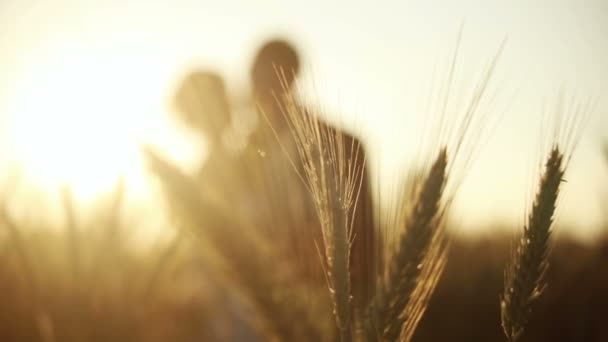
[174,70,230,142]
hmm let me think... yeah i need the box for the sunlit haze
[0,1,606,239]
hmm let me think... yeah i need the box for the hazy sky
[0,1,606,239]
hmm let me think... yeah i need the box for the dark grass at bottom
[1,231,606,341]
[413,234,608,342]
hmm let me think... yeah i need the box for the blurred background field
[1,216,606,341]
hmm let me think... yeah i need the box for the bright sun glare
[5,42,199,201]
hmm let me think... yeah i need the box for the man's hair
[251,39,300,96]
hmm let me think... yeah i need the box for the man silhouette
[249,39,378,315]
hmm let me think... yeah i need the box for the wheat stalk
[362,31,504,341]
[501,90,595,341]
[501,146,564,342]
[275,88,364,341]
[365,148,447,341]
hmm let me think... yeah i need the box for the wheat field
[1,36,607,342]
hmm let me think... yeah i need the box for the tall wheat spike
[145,148,327,341]
[501,92,595,341]
[365,148,448,342]
[501,146,563,342]
[274,83,365,342]
[362,32,504,342]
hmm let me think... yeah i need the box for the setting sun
[3,38,200,200]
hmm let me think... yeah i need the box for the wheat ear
[501,146,564,342]
[276,90,363,341]
[366,148,447,341]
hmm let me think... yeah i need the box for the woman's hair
[174,70,231,141]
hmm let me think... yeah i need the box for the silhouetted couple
[174,38,377,315]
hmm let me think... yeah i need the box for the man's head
[251,39,300,98]
[174,70,230,142]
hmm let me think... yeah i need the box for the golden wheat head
[501,92,595,342]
